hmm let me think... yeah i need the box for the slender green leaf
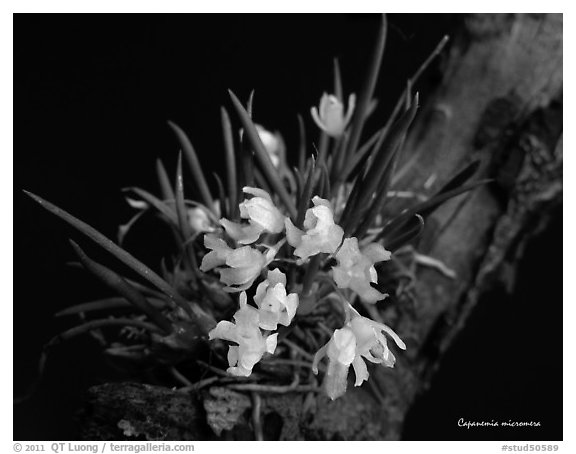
[228,89,297,218]
[383,35,449,139]
[175,152,194,241]
[124,187,178,226]
[296,157,316,228]
[55,296,166,317]
[220,106,238,218]
[212,172,228,219]
[155,158,175,203]
[167,120,214,210]
[319,162,331,199]
[344,127,382,183]
[316,130,329,166]
[70,240,173,334]
[68,263,165,299]
[175,153,200,277]
[330,132,349,185]
[46,318,165,349]
[345,14,387,159]
[297,114,307,173]
[246,89,255,118]
[384,214,424,252]
[55,297,131,316]
[254,167,273,195]
[358,94,419,203]
[23,191,214,327]
[118,211,145,246]
[378,179,491,240]
[333,58,343,102]
[352,161,395,239]
[438,160,482,194]
[340,94,418,229]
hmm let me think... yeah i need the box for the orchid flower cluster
[203,179,406,398]
[28,17,478,407]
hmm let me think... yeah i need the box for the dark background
[14,14,562,440]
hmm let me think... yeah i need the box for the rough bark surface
[80,13,563,440]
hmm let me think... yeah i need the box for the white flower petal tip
[311,93,356,138]
[332,237,391,303]
[312,313,405,399]
[286,196,344,261]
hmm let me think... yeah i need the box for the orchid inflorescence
[26,17,484,404]
[204,184,404,398]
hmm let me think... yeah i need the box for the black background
[14,14,562,440]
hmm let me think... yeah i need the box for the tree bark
[80,13,563,440]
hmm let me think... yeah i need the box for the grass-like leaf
[155,158,175,203]
[319,162,331,199]
[124,187,178,227]
[382,35,449,138]
[340,94,418,229]
[167,120,215,210]
[55,296,167,317]
[358,94,418,202]
[330,133,350,185]
[254,167,273,195]
[46,318,165,349]
[228,89,297,218]
[175,152,201,277]
[333,57,343,102]
[345,14,387,160]
[384,214,424,251]
[175,152,194,241]
[344,127,381,183]
[438,159,482,194]
[213,172,228,219]
[378,179,491,241]
[23,191,216,329]
[296,157,316,228]
[70,240,173,334]
[316,130,329,166]
[297,114,307,173]
[220,106,238,218]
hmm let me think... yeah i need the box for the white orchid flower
[311,93,356,138]
[312,311,405,400]
[209,292,278,377]
[200,233,283,293]
[220,187,285,245]
[332,237,391,303]
[253,268,299,330]
[285,196,344,262]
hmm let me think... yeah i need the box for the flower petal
[220,218,262,244]
[265,333,278,354]
[285,218,304,248]
[227,345,239,367]
[324,361,350,400]
[243,186,273,202]
[208,320,237,343]
[312,343,329,375]
[352,355,369,386]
